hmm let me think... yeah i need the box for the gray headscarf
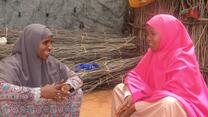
[0,24,68,87]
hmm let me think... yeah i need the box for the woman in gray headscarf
[0,24,83,116]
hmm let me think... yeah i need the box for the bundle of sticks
[0,29,139,92]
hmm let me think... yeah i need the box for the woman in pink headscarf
[112,14,208,117]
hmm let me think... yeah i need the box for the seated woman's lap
[0,89,83,116]
[112,84,187,117]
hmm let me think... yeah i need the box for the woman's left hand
[53,80,70,101]
[116,95,133,116]
[119,104,136,117]
[60,83,71,96]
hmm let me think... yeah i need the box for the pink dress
[125,14,208,117]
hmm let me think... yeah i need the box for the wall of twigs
[130,0,208,84]
[0,29,139,92]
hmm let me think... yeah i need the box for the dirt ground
[80,90,113,117]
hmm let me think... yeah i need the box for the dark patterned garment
[0,81,83,117]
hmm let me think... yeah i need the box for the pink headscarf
[125,14,208,117]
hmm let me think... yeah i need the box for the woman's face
[37,36,53,60]
[146,25,160,51]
